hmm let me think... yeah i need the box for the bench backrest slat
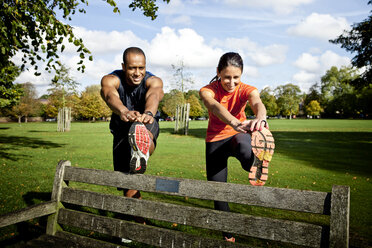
[64,167,330,214]
[58,208,248,248]
[61,187,323,247]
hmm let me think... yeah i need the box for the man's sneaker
[121,238,132,244]
[224,236,236,242]
[128,122,150,174]
[249,128,275,186]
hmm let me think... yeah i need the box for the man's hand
[120,110,141,122]
[138,112,154,124]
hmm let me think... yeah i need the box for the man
[101,47,164,200]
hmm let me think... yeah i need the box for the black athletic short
[112,120,159,173]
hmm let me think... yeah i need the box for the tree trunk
[18,116,21,124]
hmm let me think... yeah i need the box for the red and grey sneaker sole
[249,128,275,186]
[128,122,150,174]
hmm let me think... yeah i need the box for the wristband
[145,111,154,117]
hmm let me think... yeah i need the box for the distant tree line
[1,65,371,122]
[253,66,371,119]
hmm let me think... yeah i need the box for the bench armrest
[0,200,58,228]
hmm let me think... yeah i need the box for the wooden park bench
[0,160,350,247]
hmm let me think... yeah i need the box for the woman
[199,52,275,242]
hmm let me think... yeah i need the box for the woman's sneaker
[128,122,150,174]
[249,128,275,186]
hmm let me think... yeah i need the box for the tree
[260,87,279,117]
[44,89,77,118]
[186,94,203,119]
[0,0,170,110]
[185,89,208,117]
[305,100,323,118]
[358,85,372,117]
[171,60,194,93]
[275,84,302,119]
[49,64,79,108]
[330,1,372,88]
[304,83,322,107]
[0,65,22,109]
[76,85,111,121]
[161,89,184,117]
[321,66,360,117]
[11,82,41,123]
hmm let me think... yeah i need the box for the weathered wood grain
[61,187,322,247]
[55,230,127,248]
[0,201,57,228]
[329,185,350,248]
[58,208,251,248]
[46,160,70,235]
[64,166,331,214]
[25,234,81,248]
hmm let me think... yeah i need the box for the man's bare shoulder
[146,75,163,88]
[101,74,120,89]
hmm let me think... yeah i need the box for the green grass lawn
[0,119,371,247]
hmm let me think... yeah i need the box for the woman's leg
[205,138,234,239]
[230,133,255,172]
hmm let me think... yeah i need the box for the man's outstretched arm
[100,74,141,122]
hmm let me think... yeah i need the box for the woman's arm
[199,89,247,133]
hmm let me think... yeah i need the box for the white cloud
[294,53,320,72]
[212,37,287,67]
[293,50,351,91]
[287,13,350,41]
[148,27,222,68]
[244,66,259,78]
[250,44,287,66]
[64,27,149,55]
[223,0,314,14]
[319,50,351,70]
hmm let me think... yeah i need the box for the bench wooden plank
[61,188,323,247]
[329,185,350,248]
[24,234,81,248]
[58,208,251,248]
[55,230,128,248]
[64,167,331,214]
[0,201,57,228]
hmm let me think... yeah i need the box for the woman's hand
[240,118,269,132]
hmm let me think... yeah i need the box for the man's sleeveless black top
[109,70,154,136]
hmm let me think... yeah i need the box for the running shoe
[249,128,275,186]
[225,237,236,242]
[128,122,150,174]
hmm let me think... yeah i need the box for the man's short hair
[123,47,146,65]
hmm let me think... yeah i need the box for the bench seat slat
[64,167,330,214]
[58,208,249,248]
[61,188,323,247]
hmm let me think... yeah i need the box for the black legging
[205,133,254,238]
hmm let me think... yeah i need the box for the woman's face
[217,66,242,93]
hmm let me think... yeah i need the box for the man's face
[122,53,146,86]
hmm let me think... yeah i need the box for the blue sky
[14,0,370,96]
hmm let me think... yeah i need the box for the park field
[0,119,371,247]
